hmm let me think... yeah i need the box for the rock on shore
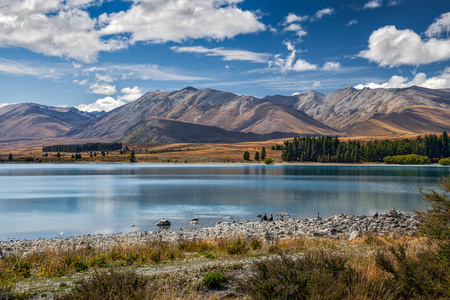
[0,209,419,258]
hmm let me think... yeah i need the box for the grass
[2,234,450,299]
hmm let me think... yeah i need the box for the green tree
[416,176,450,242]
[260,147,266,160]
[57,152,61,158]
[129,150,136,163]
[8,153,13,162]
[254,151,260,161]
[243,151,250,161]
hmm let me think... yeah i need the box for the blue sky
[0,0,449,112]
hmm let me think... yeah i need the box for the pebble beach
[0,209,419,258]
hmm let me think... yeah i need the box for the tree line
[280,132,450,163]
[42,142,123,153]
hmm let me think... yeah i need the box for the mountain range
[1,86,450,146]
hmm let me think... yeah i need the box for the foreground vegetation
[1,175,450,299]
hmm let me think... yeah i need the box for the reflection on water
[0,164,449,241]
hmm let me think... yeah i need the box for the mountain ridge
[1,86,449,147]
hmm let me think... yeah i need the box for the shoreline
[0,209,419,258]
[1,161,448,167]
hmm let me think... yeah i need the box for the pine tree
[261,147,266,160]
[8,153,13,162]
[254,151,260,161]
[243,151,250,161]
[130,150,136,162]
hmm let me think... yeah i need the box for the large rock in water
[156,218,171,226]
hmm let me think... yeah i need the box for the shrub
[240,253,362,300]
[13,261,31,278]
[225,238,248,255]
[56,270,149,300]
[416,175,450,242]
[74,261,88,272]
[438,157,450,165]
[89,254,108,268]
[383,154,431,164]
[375,243,450,298]
[203,271,226,289]
[264,158,273,164]
[23,157,34,162]
[250,238,262,250]
[203,252,215,259]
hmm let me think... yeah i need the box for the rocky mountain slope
[0,103,97,143]
[1,86,449,146]
[118,117,292,144]
[68,87,337,140]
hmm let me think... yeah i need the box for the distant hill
[0,103,97,143]
[118,117,293,144]
[264,86,450,137]
[68,86,336,141]
[1,86,449,147]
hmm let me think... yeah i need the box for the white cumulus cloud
[0,0,264,62]
[171,46,270,63]
[99,0,265,44]
[118,86,143,101]
[359,25,450,67]
[363,0,382,9]
[355,67,450,89]
[76,96,126,112]
[88,82,117,95]
[269,42,317,72]
[322,61,341,71]
[0,1,126,63]
[425,12,450,38]
[284,23,308,38]
[285,13,308,24]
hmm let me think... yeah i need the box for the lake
[0,163,449,241]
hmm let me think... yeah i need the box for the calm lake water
[0,163,449,241]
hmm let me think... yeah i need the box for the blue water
[0,163,449,241]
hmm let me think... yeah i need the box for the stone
[349,230,360,241]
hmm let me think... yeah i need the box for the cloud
[284,23,308,38]
[359,25,450,67]
[0,103,14,109]
[76,96,126,112]
[387,0,402,6]
[346,19,358,27]
[88,82,117,95]
[171,46,270,63]
[73,79,89,85]
[285,13,308,24]
[99,0,265,43]
[0,0,264,62]
[0,1,126,63]
[269,42,317,72]
[118,86,143,101]
[363,0,382,9]
[355,67,450,89]
[77,86,144,112]
[0,58,66,79]
[95,73,114,83]
[313,8,334,20]
[425,12,450,38]
[322,61,341,71]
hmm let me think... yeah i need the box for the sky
[0,0,449,112]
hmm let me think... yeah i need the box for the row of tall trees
[42,142,122,153]
[281,132,450,163]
